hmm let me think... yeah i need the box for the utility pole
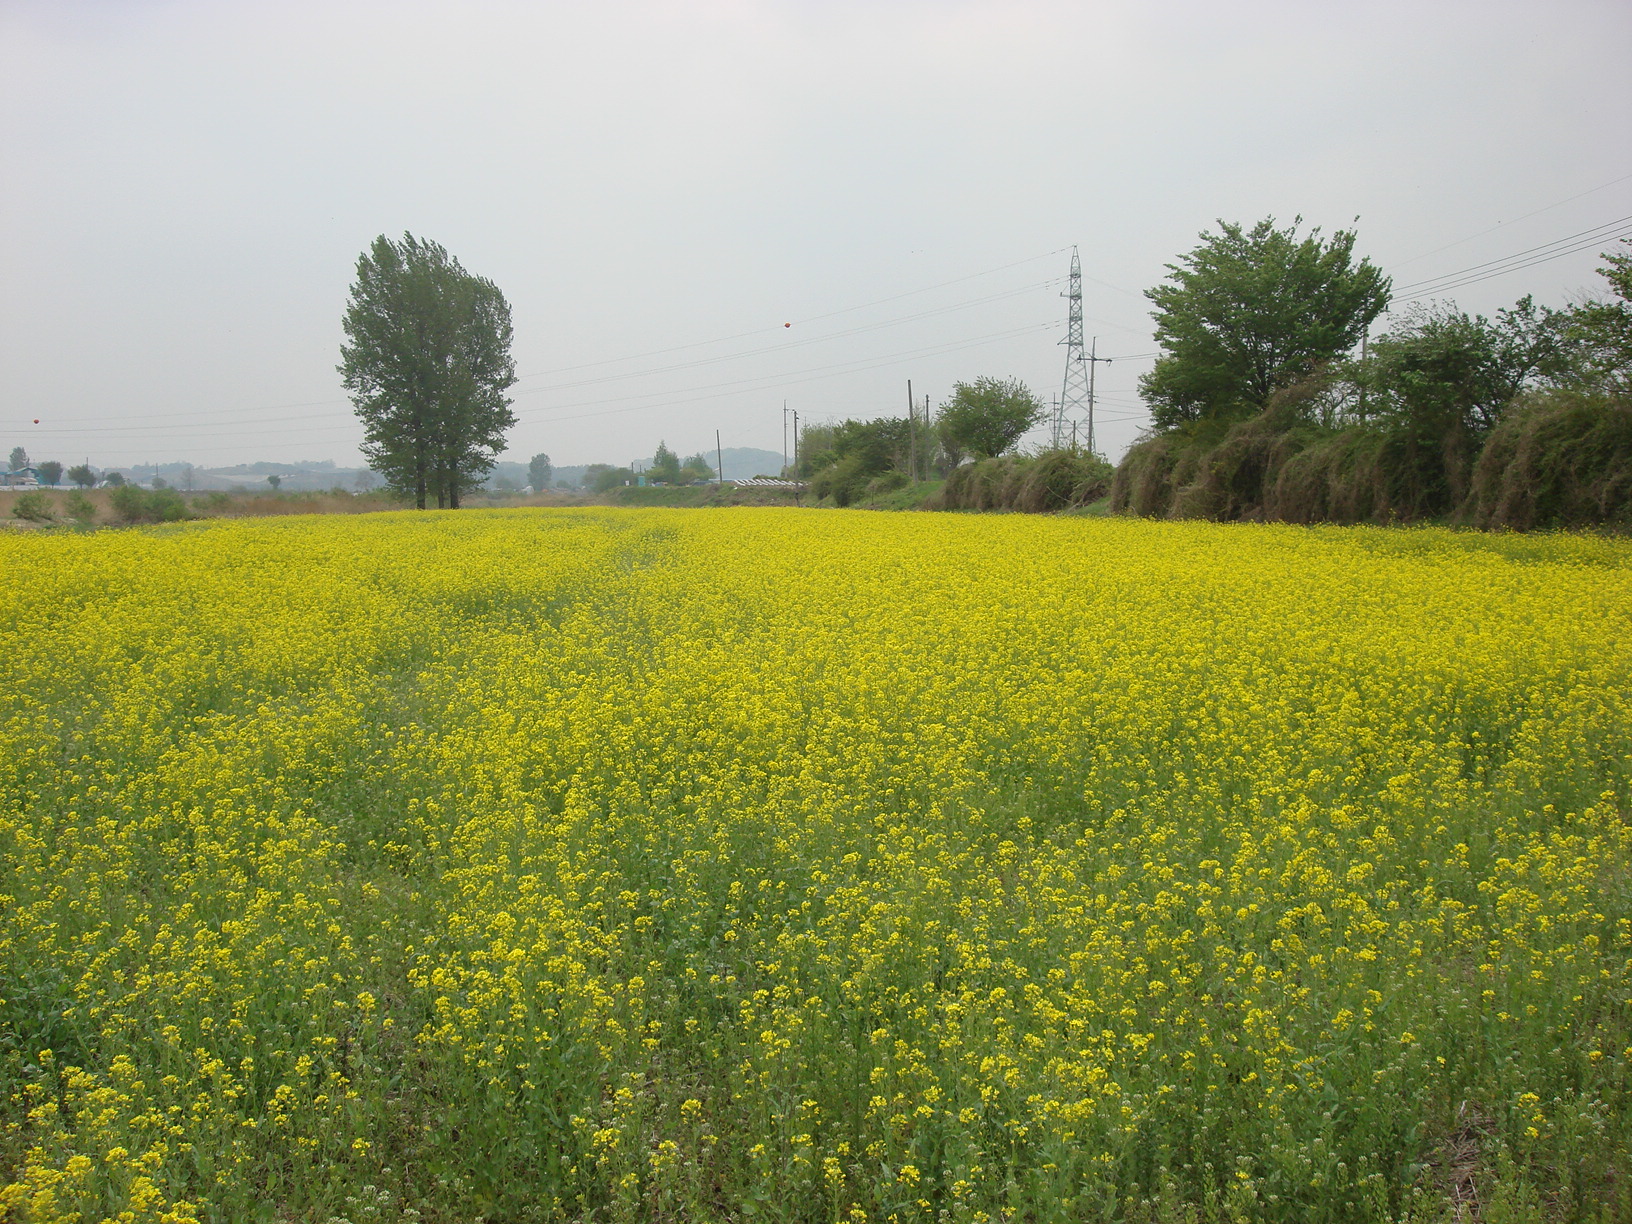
[907,379,916,486]
[923,394,931,481]
[792,410,800,473]
[1085,337,1112,457]
[716,430,725,485]
[782,400,789,475]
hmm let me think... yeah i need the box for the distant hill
[717,448,786,480]
[491,447,786,489]
[98,446,790,493]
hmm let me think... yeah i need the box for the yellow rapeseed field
[0,508,1627,1223]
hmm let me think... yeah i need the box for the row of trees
[796,377,1047,505]
[1117,217,1631,525]
[336,231,1068,510]
[1138,216,1627,437]
[7,447,126,490]
[580,443,716,493]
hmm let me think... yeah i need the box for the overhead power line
[1387,171,1632,271]
[1391,214,1632,297]
[513,277,1065,397]
[509,245,1073,383]
[26,249,1078,438]
[520,322,1060,426]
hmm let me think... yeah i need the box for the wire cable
[1387,172,1632,271]
[509,246,1072,382]
[1391,214,1632,296]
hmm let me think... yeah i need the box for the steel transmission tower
[1054,247,1091,450]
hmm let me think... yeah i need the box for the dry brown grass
[1425,1101,1496,1223]
[0,486,594,527]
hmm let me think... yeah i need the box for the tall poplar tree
[339,234,517,509]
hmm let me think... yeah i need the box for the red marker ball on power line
[784,323,791,328]
[32,419,39,424]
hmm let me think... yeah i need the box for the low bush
[110,485,192,524]
[64,491,97,525]
[10,492,53,522]
[1462,389,1632,530]
[941,451,1111,513]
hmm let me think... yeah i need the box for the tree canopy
[649,442,681,484]
[1566,238,1632,395]
[938,377,1043,461]
[1140,218,1391,430]
[679,453,715,484]
[528,453,552,491]
[1355,296,1571,441]
[339,234,517,509]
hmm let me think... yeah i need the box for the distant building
[1,467,40,489]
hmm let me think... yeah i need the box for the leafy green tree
[101,471,125,488]
[1564,239,1632,394]
[1140,218,1391,429]
[266,474,281,491]
[679,454,715,484]
[649,442,682,484]
[527,453,552,491]
[36,460,63,487]
[1342,296,1569,515]
[591,466,634,493]
[1357,297,1570,438]
[8,447,27,472]
[938,377,1043,461]
[797,417,915,504]
[67,464,96,489]
[340,233,518,510]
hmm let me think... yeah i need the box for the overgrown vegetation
[1111,226,1632,529]
[798,378,1055,509]
[937,448,1112,512]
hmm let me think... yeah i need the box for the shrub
[110,485,193,524]
[811,453,877,507]
[1014,450,1112,513]
[64,491,97,525]
[1461,390,1632,530]
[938,452,1111,513]
[10,491,53,522]
[863,470,908,497]
[1109,433,1195,517]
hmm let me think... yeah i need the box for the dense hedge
[937,450,1112,513]
[1108,390,1632,531]
[1462,390,1632,530]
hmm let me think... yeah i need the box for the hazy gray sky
[4,0,1630,470]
